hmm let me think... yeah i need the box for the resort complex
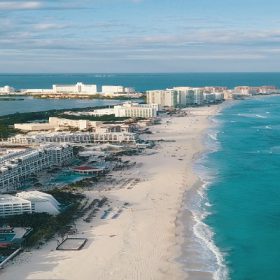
[0,144,73,192]
[0,191,60,217]
[20,83,140,98]
[0,81,280,279]
[3,132,138,145]
[1,83,279,101]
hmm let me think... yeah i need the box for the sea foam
[180,116,228,280]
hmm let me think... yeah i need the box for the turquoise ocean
[1,73,280,279]
[184,96,280,280]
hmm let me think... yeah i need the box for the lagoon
[0,96,123,116]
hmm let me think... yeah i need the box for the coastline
[178,102,231,280]
[0,104,224,280]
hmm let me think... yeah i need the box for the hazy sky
[1,0,280,73]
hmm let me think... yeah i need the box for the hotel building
[147,87,225,107]
[14,117,102,132]
[0,191,60,217]
[0,144,73,192]
[113,103,158,118]
[53,83,97,94]
[0,86,15,95]
[16,191,60,215]
[234,86,278,95]
[0,195,32,217]
[146,90,178,108]
[101,86,136,95]
[5,132,138,145]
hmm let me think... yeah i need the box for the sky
[1,0,280,73]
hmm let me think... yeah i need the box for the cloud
[0,1,42,10]
[0,0,93,11]
[0,0,280,72]
[32,23,69,31]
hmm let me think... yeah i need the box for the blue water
[0,233,15,242]
[2,73,280,279]
[1,73,280,92]
[0,96,123,116]
[1,73,280,116]
[201,96,280,280]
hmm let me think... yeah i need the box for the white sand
[0,105,221,280]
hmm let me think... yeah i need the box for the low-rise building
[14,117,102,132]
[0,86,15,94]
[102,85,124,94]
[101,86,136,95]
[53,83,97,94]
[5,132,138,146]
[0,195,32,217]
[90,108,115,116]
[234,86,265,95]
[16,191,60,215]
[114,102,158,118]
[14,123,55,131]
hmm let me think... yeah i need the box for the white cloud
[0,1,42,10]
[33,23,69,31]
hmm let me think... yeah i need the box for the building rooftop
[0,195,30,205]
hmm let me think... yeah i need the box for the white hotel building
[0,195,32,217]
[16,191,60,215]
[146,90,178,108]
[0,86,15,94]
[114,103,158,118]
[147,87,225,108]
[53,83,97,94]
[0,144,73,192]
[14,117,102,132]
[101,85,136,95]
[5,132,138,145]
[0,191,60,217]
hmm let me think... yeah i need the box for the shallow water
[0,96,123,116]
[196,96,280,280]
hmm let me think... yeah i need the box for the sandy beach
[0,105,221,280]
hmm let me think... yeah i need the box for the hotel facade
[4,132,138,145]
[146,90,178,108]
[0,144,73,192]
[0,195,32,217]
[53,83,97,94]
[146,87,225,108]
[114,103,158,118]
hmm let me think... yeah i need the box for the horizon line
[1,71,280,75]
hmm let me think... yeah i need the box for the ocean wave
[208,131,218,141]
[192,210,228,280]
[255,114,267,119]
[182,175,228,280]
[248,145,280,155]
[237,113,267,119]
[268,146,280,154]
[203,130,221,153]
[185,120,228,280]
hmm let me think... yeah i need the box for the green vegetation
[59,113,129,122]
[0,190,85,247]
[0,105,119,138]
[34,94,143,101]
[63,177,100,191]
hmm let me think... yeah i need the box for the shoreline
[177,103,230,280]
[0,104,224,280]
